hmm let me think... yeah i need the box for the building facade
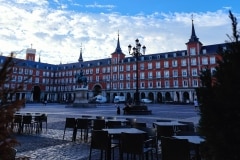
[0,21,225,104]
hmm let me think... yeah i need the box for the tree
[0,53,25,159]
[197,11,240,160]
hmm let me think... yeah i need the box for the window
[148,63,152,69]
[182,69,187,77]
[191,58,197,66]
[148,72,152,79]
[126,65,130,71]
[202,49,207,54]
[120,74,124,80]
[202,57,208,65]
[190,47,196,55]
[192,79,198,87]
[192,68,198,76]
[164,61,169,68]
[24,69,28,75]
[148,81,153,88]
[210,57,216,64]
[140,82,145,88]
[172,60,178,67]
[36,71,40,76]
[165,81,169,88]
[156,71,161,78]
[18,76,22,82]
[140,63,144,70]
[102,67,106,73]
[173,80,178,88]
[107,67,111,73]
[113,66,117,72]
[133,64,136,71]
[156,81,161,88]
[120,65,124,71]
[18,68,23,74]
[164,70,169,78]
[96,68,99,74]
[181,59,187,66]
[120,83,123,89]
[156,62,160,69]
[126,73,131,80]
[173,70,178,77]
[35,77,39,83]
[126,82,130,89]
[183,80,188,87]
[113,74,117,80]
[140,72,145,79]
[96,76,99,82]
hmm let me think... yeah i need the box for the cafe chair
[125,118,137,127]
[21,115,34,134]
[76,118,91,142]
[89,130,118,160]
[177,121,197,135]
[12,114,22,133]
[40,114,48,131]
[161,136,190,160]
[152,119,172,128]
[92,119,106,130]
[120,132,153,160]
[63,118,76,141]
[106,121,122,128]
[140,127,159,160]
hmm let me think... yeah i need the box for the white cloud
[0,1,238,64]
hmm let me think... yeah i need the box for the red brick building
[0,20,224,104]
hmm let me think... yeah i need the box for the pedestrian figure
[44,100,47,106]
[193,99,199,110]
[117,106,120,115]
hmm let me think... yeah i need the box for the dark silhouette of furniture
[161,136,190,160]
[75,118,91,142]
[89,130,118,160]
[92,119,106,130]
[120,132,153,160]
[63,118,76,141]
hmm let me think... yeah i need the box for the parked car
[141,98,152,103]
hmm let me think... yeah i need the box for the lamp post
[128,39,146,105]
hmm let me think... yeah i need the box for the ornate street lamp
[128,39,146,105]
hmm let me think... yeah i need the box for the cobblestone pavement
[14,103,200,160]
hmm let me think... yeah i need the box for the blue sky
[0,0,239,64]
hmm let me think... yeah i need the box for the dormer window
[149,56,152,60]
[88,63,90,67]
[128,58,130,62]
[182,52,186,56]
[173,53,176,57]
[202,49,207,54]
[157,55,160,59]
[141,57,144,61]
[165,54,168,58]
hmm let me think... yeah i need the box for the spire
[188,16,199,43]
[115,31,123,54]
[78,43,83,62]
[38,54,41,63]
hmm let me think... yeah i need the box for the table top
[153,121,187,126]
[103,128,146,135]
[173,135,205,144]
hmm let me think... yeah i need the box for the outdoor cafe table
[153,121,187,134]
[103,128,146,160]
[173,135,205,160]
[103,127,146,135]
